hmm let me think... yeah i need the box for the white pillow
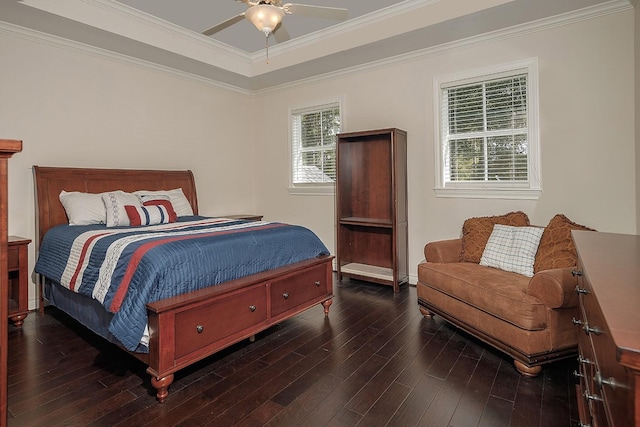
[102,191,141,227]
[59,191,106,225]
[480,224,544,277]
[133,188,194,217]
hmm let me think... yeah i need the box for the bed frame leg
[151,373,174,403]
[322,299,333,315]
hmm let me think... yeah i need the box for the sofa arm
[526,267,579,309]
[424,238,462,263]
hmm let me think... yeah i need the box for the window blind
[291,103,340,184]
[442,74,528,183]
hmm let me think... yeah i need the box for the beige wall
[0,6,636,308]
[636,2,640,233]
[253,9,636,282]
[0,31,256,308]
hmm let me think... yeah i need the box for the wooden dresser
[572,231,640,427]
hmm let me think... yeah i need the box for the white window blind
[434,59,541,199]
[443,74,528,183]
[291,102,341,185]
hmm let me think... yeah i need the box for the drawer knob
[583,323,603,336]
[578,355,594,365]
[315,281,321,287]
[575,285,590,295]
[572,317,583,326]
[249,305,256,312]
[282,293,289,300]
[196,325,204,334]
[573,370,585,379]
[572,269,583,277]
[578,423,592,427]
[595,371,622,390]
[583,390,603,403]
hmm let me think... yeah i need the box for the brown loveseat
[417,212,593,376]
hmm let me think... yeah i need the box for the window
[289,100,342,194]
[434,59,540,199]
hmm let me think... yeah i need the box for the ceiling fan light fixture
[245,4,285,36]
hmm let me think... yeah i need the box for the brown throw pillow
[533,214,595,273]
[460,211,530,263]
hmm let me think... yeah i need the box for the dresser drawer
[270,263,329,317]
[576,294,609,427]
[174,284,267,359]
[582,292,631,426]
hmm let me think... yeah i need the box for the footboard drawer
[270,263,330,317]
[174,284,267,359]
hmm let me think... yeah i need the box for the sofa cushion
[534,214,595,273]
[417,262,547,330]
[460,211,530,264]
[480,225,544,277]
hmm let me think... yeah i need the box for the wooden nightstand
[7,236,31,327]
[222,214,263,221]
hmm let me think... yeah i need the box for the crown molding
[251,0,441,61]
[3,0,633,93]
[254,0,633,94]
[0,20,254,95]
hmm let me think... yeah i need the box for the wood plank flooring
[7,279,579,426]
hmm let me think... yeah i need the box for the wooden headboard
[33,166,199,246]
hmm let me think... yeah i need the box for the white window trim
[288,96,345,196]
[433,58,541,200]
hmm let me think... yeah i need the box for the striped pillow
[124,204,174,226]
[138,195,177,223]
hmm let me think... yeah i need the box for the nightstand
[7,236,31,327]
[223,214,263,221]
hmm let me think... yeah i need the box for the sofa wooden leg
[419,306,434,318]
[514,360,542,377]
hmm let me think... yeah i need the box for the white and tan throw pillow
[102,191,141,227]
[480,224,544,277]
[133,188,193,217]
[59,190,107,225]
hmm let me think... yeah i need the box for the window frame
[288,97,344,195]
[433,58,541,200]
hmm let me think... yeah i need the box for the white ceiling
[0,0,631,91]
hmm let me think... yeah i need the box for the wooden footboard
[139,255,334,402]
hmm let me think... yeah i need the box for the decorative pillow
[102,191,141,227]
[480,224,545,277]
[59,190,106,225]
[460,211,530,263]
[138,194,178,223]
[124,205,174,226]
[133,188,193,217]
[534,214,596,273]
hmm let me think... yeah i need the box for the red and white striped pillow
[138,195,178,222]
[124,204,175,226]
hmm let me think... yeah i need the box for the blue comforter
[35,216,330,351]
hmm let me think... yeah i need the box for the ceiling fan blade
[285,4,348,21]
[201,13,245,36]
[273,23,290,43]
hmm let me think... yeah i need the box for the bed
[33,166,334,402]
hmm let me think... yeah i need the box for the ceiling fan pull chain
[265,34,270,64]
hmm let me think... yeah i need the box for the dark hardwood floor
[7,278,579,426]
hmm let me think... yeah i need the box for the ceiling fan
[201,0,349,45]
